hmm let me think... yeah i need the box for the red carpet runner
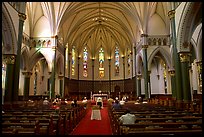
[71,107,112,135]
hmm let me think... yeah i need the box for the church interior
[2,2,202,135]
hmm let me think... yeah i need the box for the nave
[2,97,202,136]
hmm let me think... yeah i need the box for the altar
[92,94,108,101]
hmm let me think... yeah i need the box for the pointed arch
[148,47,171,71]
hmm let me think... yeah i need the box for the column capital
[136,74,142,79]
[22,71,32,77]
[179,52,190,62]
[141,34,148,37]
[51,35,58,39]
[3,54,16,64]
[196,61,202,73]
[142,45,148,49]
[58,75,64,79]
[18,13,26,21]
[168,69,175,76]
[168,10,175,19]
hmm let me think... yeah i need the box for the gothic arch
[28,50,46,72]
[136,53,143,74]
[2,3,18,54]
[148,47,171,71]
[177,2,202,52]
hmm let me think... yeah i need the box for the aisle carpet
[71,107,112,135]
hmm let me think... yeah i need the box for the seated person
[96,97,102,109]
[108,98,114,104]
[71,99,78,107]
[119,109,136,124]
[43,97,49,105]
[120,98,126,105]
[82,97,88,109]
[112,100,121,109]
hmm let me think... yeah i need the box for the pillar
[134,46,137,97]
[22,71,32,101]
[179,52,191,102]
[136,74,142,97]
[92,59,95,93]
[51,36,58,98]
[168,9,183,104]
[142,45,149,99]
[196,61,202,93]
[168,69,176,99]
[122,56,125,95]
[108,58,111,98]
[59,75,63,97]
[3,55,16,103]
[78,57,80,98]
[13,12,26,102]
[148,71,151,98]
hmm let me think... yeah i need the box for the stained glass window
[71,46,75,76]
[115,46,120,76]
[99,47,104,78]
[83,47,88,77]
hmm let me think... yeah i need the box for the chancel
[2,2,202,136]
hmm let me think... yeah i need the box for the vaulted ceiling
[25,2,173,56]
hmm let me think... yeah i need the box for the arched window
[115,46,120,76]
[71,46,76,76]
[83,47,88,77]
[99,47,104,78]
[127,48,131,75]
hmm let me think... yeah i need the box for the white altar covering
[91,109,101,120]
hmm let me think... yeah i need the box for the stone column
[51,36,58,98]
[168,9,183,104]
[148,71,151,98]
[134,46,137,97]
[136,74,142,97]
[142,44,149,99]
[13,12,26,102]
[22,71,32,101]
[3,55,16,103]
[58,75,63,97]
[108,58,111,97]
[168,69,176,99]
[122,56,125,93]
[179,52,191,102]
[78,57,80,99]
[196,61,202,93]
[92,59,95,93]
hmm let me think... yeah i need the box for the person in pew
[112,100,121,110]
[119,109,136,124]
[43,97,49,105]
[96,97,103,109]
[82,97,88,109]
[71,99,78,107]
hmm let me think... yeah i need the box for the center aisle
[71,107,112,135]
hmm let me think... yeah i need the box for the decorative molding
[22,71,32,77]
[142,45,148,49]
[182,41,189,49]
[168,10,175,19]
[168,69,175,76]
[18,13,26,21]
[3,54,16,64]
[179,52,190,62]
[136,74,142,80]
